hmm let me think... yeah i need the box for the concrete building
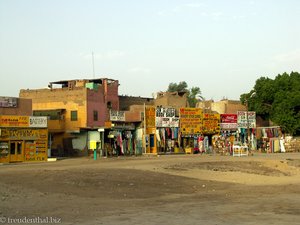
[20,78,119,156]
[119,95,154,111]
[0,96,48,163]
[196,99,246,114]
[154,91,188,115]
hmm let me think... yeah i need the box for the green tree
[241,72,300,135]
[167,81,188,92]
[167,81,203,107]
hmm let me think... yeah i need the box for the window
[93,110,98,121]
[107,101,112,109]
[71,111,78,121]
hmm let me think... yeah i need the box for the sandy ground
[1,153,300,225]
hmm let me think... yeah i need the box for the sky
[1,0,300,101]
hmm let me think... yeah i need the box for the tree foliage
[241,72,300,135]
[167,81,203,107]
[167,81,188,92]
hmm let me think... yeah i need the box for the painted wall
[20,87,87,132]
[197,100,246,114]
[86,80,119,127]
[119,95,154,111]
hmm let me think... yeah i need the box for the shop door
[10,141,24,162]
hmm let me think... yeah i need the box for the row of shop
[140,107,285,155]
[1,108,286,162]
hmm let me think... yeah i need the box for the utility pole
[246,99,250,148]
[143,103,146,154]
[92,52,95,79]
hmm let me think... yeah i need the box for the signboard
[29,116,47,128]
[156,107,176,118]
[0,116,29,127]
[0,97,17,108]
[220,114,237,123]
[202,113,220,134]
[110,110,125,121]
[0,128,48,140]
[220,114,237,130]
[155,107,178,127]
[0,116,47,128]
[156,117,179,127]
[220,123,238,129]
[145,106,156,129]
[237,111,256,128]
[179,108,202,135]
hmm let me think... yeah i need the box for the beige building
[154,91,189,115]
[196,99,246,114]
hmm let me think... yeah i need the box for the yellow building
[20,78,120,157]
[0,115,48,163]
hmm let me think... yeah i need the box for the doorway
[10,141,24,162]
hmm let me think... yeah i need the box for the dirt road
[1,153,300,225]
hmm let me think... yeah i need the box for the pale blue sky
[1,0,299,101]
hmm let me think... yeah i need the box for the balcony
[48,119,65,133]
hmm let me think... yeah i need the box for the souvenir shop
[256,126,284,153]
[156,127,179,153]
[179,108,204,154]
[217,114,238,154]
[213,131,236,154]
[104,122,135,156]
[0,115,48,163]
[155,107,180,153]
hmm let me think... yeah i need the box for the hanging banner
[237,111,256,128]
[179,108,202,135]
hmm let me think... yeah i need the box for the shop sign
[29,116,47,128]
[220,114,237,123]
[156,107,175,117]
[0,116,29,127]
[156,117,179,127]
[0,128,48,140]
[145,106,156,128]
[237,111,256,128]
[110,110,125,121]
[220,123,237,129]
[220,114,237,130]
[156,107,178,127]
[202,113,220,134]
[179,108,202,134]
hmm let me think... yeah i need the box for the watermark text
[0,216,62,224]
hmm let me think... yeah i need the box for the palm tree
[167,81,204,107]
